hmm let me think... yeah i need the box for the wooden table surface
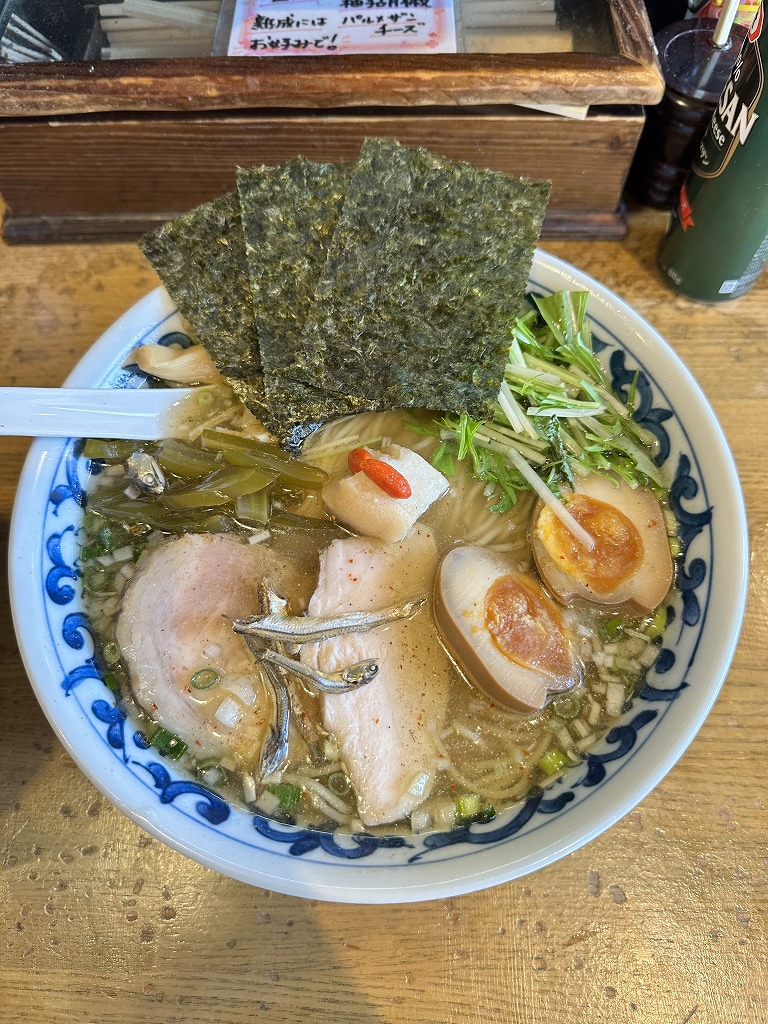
[0,205,765,1024]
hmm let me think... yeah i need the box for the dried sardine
[258,647,378,694]
[232,595,426,650]
[254,580,332,761]
[125,451,167,495]
[232,584,293,779]
[257,578,289,622]
[256,655,292,778]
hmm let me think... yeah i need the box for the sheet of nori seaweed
[138,189,272,423]
[237,157,350,382]
[287,137,551,419]
[236,158,366,430]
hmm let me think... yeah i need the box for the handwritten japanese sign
[227,0,457,57]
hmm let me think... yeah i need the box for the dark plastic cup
[626,18,747,209]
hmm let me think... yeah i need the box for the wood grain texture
[0,205,766,1024]
[607,0,659,69]
[0,109,643,242]
[0,48,664,119]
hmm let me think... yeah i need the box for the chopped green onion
[190,668,221,690]
[149,727,188,760]
[455,797,496,824]
[538,748,569,776]
[195,757,229,787]
[102,641,121,666]
[266,782,302,812]
[548,693,582,720]
[195,389,216,407]
[81,566,111,594]
[599,615,626,642]
[473,805,497,824]
[645,605,668,640]
[80,540,103,560]
[455,793,482,819]
[103,672,121,694]
[95,525,117,553]
[82,509,105,535]
[327,772,351,797]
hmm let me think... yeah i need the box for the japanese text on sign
[227,0,457,57]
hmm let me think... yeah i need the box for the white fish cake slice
[320,444,448,544]
[301,528,452,827]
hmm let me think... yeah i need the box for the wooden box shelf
[0,0,662,242]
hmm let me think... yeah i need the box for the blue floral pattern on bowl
[40,284,712,858]
[14,253,745,901]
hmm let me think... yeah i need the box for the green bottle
[658,5,768,301]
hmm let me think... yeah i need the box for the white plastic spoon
[0,387,199,440]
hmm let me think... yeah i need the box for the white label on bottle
[718,233,768,293]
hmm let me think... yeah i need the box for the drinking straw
[697,0,743,90]
[712,0,743,46]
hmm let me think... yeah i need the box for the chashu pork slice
[116,533,304,767]
[301,528,452,827]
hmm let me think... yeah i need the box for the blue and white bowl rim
[8,250,749,903]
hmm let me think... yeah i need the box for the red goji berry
[361,458,412,499]
[348,447,412,498]
[348,447,373,474]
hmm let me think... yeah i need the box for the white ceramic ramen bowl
[9,251,749,904]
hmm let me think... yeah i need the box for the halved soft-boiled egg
[531,472,673,614]
[434,546,581,712]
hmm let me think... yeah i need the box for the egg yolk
[485,573,574,681]
[534,494,643,596]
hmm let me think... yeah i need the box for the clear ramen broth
[80,402,674,837]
